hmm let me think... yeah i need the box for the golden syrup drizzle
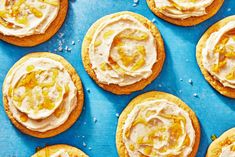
[103,30,114,39]
[0,0,59,28]
[99,29,149,74]
[11,68,68,115]
[212,29,235,79]
[125,109,190,156]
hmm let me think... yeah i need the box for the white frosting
[0,0,60,37]
[219,143,235,157]
[88,14,157,86]
[154,0,214,19]
[3,57,77,132]
[122,99,195,157]
[202,21,235,88]
[50,149,69,157]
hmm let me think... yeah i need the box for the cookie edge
[146,0,224,26]
[0,0,68,47]
[196,15,235,98]
[82,11,165,95]
[2,52,84,138]
[116,91,201,157]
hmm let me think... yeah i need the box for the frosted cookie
[146,0,224,26]
[82,11,165,95]
[116,91,200,157]
[2,52,84,138]
[31,144,88,157]
[197,16,235,98]
[207,128,235,157]
[0,0,68,47]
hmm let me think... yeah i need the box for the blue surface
[0,0,235,156]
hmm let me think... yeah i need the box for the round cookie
[146,0,224,26]
[196,16,235,98]
[207,128,235,157]
[82,11,165,95]
[0,0,68,47]
[116,91,201,157]
[2,52,84,138]
[31,144,88,157]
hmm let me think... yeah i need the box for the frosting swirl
[202,21,235,88]
[154,0,214,19]
[220,142,235,157]
[50,149,69,157]
[3,57,77,132]
[0,0,59,37]
[88,14,157,86]
[122,99,195,157]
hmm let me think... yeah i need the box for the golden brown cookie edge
[31,144,88,157]
[0,0,68,47]
[2,52,84,138]
[206,128,235,157]
[196,15,235,98]
[82,11,165,95]
[146,0,224,26]
[116,91,201,157]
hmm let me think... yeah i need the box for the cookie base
[0,0,68,47]
[206,128,235,157]
[31,144,88,157]
[116,91,201,157]
[2,52,84,138]
[196,15,235,98]
[82,11,165,95]
[146,0,224,26]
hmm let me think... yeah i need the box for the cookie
[146,0,224,26]
[31,144,88,157]
[116,91,200,157]
[207,128,235,157]
[0,0,68,47]
[2,52,84,138]
[82,11,165,95]
[196,15,235,98]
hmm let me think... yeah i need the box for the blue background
[0,0,234,156]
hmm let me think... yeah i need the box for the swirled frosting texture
[202,21,235,88]
[0,0,59,37]
[88,14,157,86]
[154,0,214,19]
[3,57,77,132]
[50,149,69,157]
[122,99,195,157]
[219,142,235,157]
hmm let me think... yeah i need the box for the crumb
[132,2,138,7]
[88,147,92,150]
[116,113,119,118]
[193,93,198,97]
[211,134,217,141]
[83,142,87,147]
[87,88,91,93]
[93,117,97,123]
[71,41,75,45]
[58,46,63,52]
[151,18,156,23]
[188,79,193,85]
